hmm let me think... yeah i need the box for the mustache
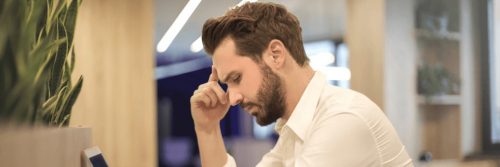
[240,102,260,109]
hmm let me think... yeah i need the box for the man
[190,2,413,167]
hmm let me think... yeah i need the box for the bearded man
[190,2,413,167]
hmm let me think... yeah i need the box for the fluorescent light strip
[157,0,202,53]
[190,0,257,53]
[190,36,203,52]
[237,0,257,6]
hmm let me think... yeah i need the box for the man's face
[245,63,286,125]
[213,38,286,126]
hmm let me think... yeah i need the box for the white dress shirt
[224,72,413,167]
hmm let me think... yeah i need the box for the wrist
[194,123,220,134]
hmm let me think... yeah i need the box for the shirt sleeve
[256,147,283,167]
[223,153,237,167]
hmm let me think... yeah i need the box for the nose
[228,88,243,106]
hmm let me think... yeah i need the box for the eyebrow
[220,71,239,84]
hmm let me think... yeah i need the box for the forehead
[212,38,256,79]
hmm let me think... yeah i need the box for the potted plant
[0,0,83,126]
[417,63,460,103]
[0,0,92,166]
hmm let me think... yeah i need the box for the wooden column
[346,0,386,109]
[70,0,157,166]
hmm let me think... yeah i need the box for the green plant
[0,0,83,127]
[417,63,459,97]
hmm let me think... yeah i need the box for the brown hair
[201,2,309,66]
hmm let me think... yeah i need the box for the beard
[240,63,286,126]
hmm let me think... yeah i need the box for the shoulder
[317,85,381,115]
[311,85,389,131]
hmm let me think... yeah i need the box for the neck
[280,64,314,121]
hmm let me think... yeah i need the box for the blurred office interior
[62,0,500,166]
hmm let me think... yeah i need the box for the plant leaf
[63,0,78,48]
[58,75,83,126]
[51,85,68,125]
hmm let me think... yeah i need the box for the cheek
[241,73,262,100]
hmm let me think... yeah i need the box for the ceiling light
[190,0,257,53]
[190,36,203,52]
[237,0,257,6]
[157,0,202,53]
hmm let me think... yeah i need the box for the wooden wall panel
[346,0,386,109]
[70,0,156,166]
[421,106,461,159]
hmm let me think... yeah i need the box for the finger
[208,66,219,82]
[197,84,207,92]
[196,82,226,105]
[206,85,226,105]
[199,93,211,107]
[191,92,210,107]
[210,82,227,104]
[195,83,210,94]
[202,88,218,107]
[193,85,205,95]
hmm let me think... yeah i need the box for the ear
[263,39,286,69]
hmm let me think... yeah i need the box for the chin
[255,120,269,126]
[255,116,276,126]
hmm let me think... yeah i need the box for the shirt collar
[274,72,326,140]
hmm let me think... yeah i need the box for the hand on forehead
[209,66,219,82]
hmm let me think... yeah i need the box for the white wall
[460,0,477,156]
[495,0,500,107]
[384,0,419,161]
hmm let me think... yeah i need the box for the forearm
[195,125,228,167]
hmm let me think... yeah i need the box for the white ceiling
[154,0,346,56]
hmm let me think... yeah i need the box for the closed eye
[232,74,241,84]
[221,71,241,85]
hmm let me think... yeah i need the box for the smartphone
[83,146,108,167]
